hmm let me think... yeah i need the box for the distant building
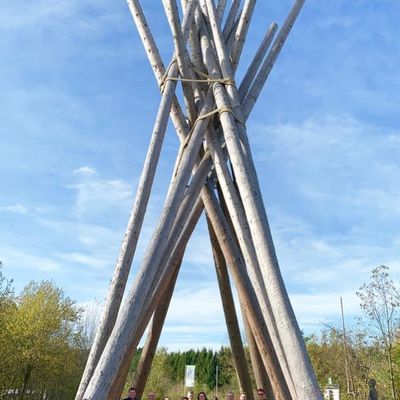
[324,378,340,400]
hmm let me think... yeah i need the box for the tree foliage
[357,265,400,400]
[2,263,400,400]
[139,346,238,398]
[0,273,88,399]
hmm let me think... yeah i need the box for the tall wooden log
[163,0,198,123]
[83,102,215,399]
[243,314,275,400]
[203,2,322,398]
[109,194,205,397]
[216,0,227,23]
[229,0,256,72]
[201,183,292,400]
[216,185,274,399]
[196,16,296,396]
[75,38,186,400]
[127,0,190,141]
[238,22,278,100]
[207,217,254,400]
[242,0,305,117]
[222,0,241,41]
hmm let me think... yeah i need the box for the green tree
[357,265,400,400]
[216,346,237,391]
[0,263,17,393]
[1,280,86,399]
[306,328,373,399]
[143,347,175,397]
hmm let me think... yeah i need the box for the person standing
[123,387,139,400]
[198,392,208,400]
[256,388,266,400]
[225,392,234,400]
[368,379,378,400]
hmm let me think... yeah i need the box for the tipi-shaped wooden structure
[75,1,323,399]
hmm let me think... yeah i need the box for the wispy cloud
[252,114,400,221]
[68,178,133,221]
[1,247,62,273]
[54,252,109,269]
[0,204,28,214]
[73,166,97,177]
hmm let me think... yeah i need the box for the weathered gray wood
[222,0,241,41]
[207,217,254,400]
[238,22,278,100]
[229,0,256,72]
[203,2,321,398]
[216,0,227,24]
[79,1,321,399]
[201,182,292,400]
[243,313,275,400]
[205,123,295,396]
[196,11,296,396]
[127,0,190,141]
[225,10,242,52]
[120,195,205,398]
[85,166,207,399]
[216,184,276,399]
[215,185,289,400]
[131,260,182,396]
[128,4,300,398]
[83,100,216,399]
[74,32,188,400]
[242,0,305,118]
[128,195,205,391]
[163,0,198,123]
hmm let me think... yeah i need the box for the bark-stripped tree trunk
[207,217,254,400]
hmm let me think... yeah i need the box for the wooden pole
[109,193,205,398]
[222,0,241,41]
[127,0,190,141]
[131,258,183,396]
[201,182,292,400]
[243,314,275,400]
[207,217,254,400]
[163,0,198,123]
[74,32,187,400]
[203,1,321,398]
[196,13,296,396]
[216,0,227,24]
[238,22,278,100]
[242,0,305,117]
[229,0,256,72]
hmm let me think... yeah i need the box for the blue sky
[1,0,399,350]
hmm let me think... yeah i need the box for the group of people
[122,387,267,400]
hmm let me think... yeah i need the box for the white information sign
[185,365,196,387]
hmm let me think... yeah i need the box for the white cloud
[1,247,62,273]
[0,204,28,214]
[68,178,133,220]
[291,291,361,333]
[166,286,225,324]
[0,0,123,31]
[54,252,109,269]
[74,166,97,177]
